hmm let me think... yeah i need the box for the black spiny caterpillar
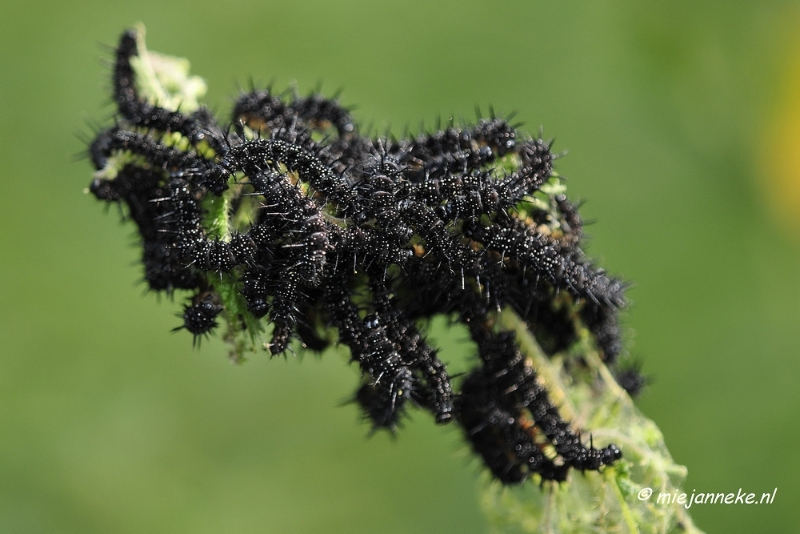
[87,28,635,485]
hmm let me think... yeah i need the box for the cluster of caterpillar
[87,29,641,484]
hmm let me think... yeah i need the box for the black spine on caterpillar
[399,214,529,321]
[397,199,479,274]
[397,118,516,165]
[553,194,584,250]
[394,262,613,479]
[341,226,413,267]
[322,268,413,430]
[290,91,356,138]
[248,169,330,286]
[237,226,280,319]
[141,240,204,292]
[266,269,302,355]
[369,273,454,424]
[328,133,377,176]
[189,233,258,273]
[322,268,364,352]
[358,313,415,431]
[175,292,223,346]
[113,30,139,117]
[238,227,309,345]
[401,124,470,162]
[89,127,226,194]
[456,367,565,484]
[232,88,288,130]
[393,257,467,321]
[613,363,647,397]
[234,88,355,138]
[211,139,362,218]
[355,367,413,432]
[525,298,579,356]
[90,166,206,293]
[580,301,623,364]
[232,93,339,176]
[394,120,517,188]
[393,140,553,224]
[147,180,210,291]
[468,324,620,472]
[241,266,271,319]
[355,148,415,243]
[471,118,518,154]
[464,221,626,309]
[237,183,328,354]
[234,114,324,171]
[294,289,330,353]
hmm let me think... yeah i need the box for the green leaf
[128,23,207,113]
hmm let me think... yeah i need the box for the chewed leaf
[128,23,207,112]
[480,309,704,534]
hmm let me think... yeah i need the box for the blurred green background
[2,1,800,532]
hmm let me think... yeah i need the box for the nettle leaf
[128,23,207,113]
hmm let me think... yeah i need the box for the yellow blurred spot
[763,38,800,237]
